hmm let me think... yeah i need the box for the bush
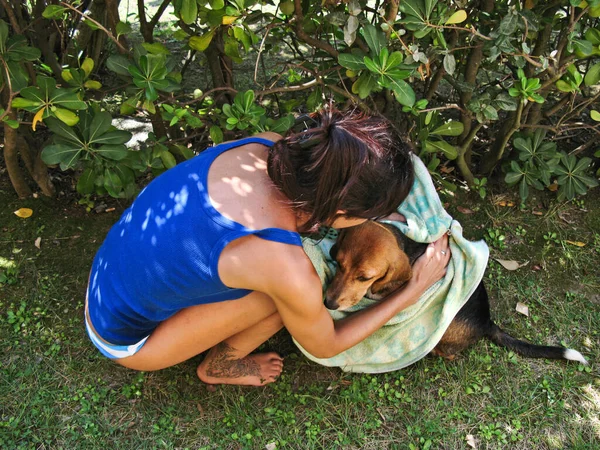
[1,0,598,201]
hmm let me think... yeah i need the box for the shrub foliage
[1,0,599,201]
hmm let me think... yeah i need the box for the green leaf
[591,110,600,122]
[574,39,593,57]
[116,21,133,37]
[210,125,224,143]
[5,61,29,93]
[498,13,518,35]
[106,55,132,76]
[51,89,87,110]
[584,62,600,86]
[504,171,523,185]
[0,19,8,50]
[338,53,367,70]
[363,56,381,74]
[423,139,458,159]
[556,79,575,93]
[431,121,464,136]
[77,168,96,195]
[104,169,123,197]
[493,94,518,111]
[424,0,437,18]
[5,36,41,61]
[519,178,529,201]
[385,76,415,107]
[42,5,67,19]
[142,42,170,55]
[361,24,386,55]
[45,117,83,144]
[180,0,198,25]
[96,144,129,160]
[399,0,425,21]
[41,144,82,168]
[160,151,177,169]
[352,72,378,99]
[11,97,42,109]
[113,165,135,185]
[87,111,114,144]
[84,19,100,31]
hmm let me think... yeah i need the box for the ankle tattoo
[205,342,261,378]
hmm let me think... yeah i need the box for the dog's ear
[329,243,338,260]
[370,253,412,296]
[329,230,346,261]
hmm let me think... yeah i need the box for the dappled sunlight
[222,176,253,197]
[247,152,267,170]
[0,256,17,269]
[581,383,600,439]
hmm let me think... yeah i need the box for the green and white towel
[296,154,489,373]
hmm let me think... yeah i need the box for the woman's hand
[407,233,451,296]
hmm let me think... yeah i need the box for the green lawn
[1,183,599,449]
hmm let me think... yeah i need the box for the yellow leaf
[81,57,94,76]
[189,30,216,52]
[32,107,45,131]
[53,108,79,126]
[61,69,74,83]
[222,16,237,25]
[84,80,102,90]
[565,240,586,247]
[446,10,467,25]
[14,208,33,218]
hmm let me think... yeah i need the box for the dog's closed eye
[356,275,373,282]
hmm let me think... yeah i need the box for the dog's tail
[487,324,588,364]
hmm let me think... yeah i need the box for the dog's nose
[324,296,339,310]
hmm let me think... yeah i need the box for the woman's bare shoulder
[254,131,283,142]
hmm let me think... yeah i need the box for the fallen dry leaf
[496,200,515,207]
[14,208,33,219]
[495,259,528,271]
[516,302,529,316]
[466,434,477,449]
[457,206,474,214]
[265,443,277,450]
[34,237,41,249]
[547,182,559,192]
[565,240,586,247]
[532,210,544,216]
[532,264,542,271]
[105,207,116,213]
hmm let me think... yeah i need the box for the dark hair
[267,109,414,232]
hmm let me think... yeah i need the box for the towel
[295,154,489,373]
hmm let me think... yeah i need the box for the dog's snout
[324,295,340,310]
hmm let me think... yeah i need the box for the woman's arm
[268,235,451,359]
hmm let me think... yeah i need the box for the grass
[1,182,599,449]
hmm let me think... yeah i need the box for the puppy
[325,221,587,364]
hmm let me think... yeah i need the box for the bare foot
[197,342,283,386]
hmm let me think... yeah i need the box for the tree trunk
[205,28,235,106]
[3,112,32,198]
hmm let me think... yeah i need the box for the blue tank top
[87,137,303,345]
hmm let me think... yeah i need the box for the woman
[85,109,451,386]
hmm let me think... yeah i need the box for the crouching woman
[84,109,451,386]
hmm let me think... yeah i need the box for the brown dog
[325,221,587,364]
